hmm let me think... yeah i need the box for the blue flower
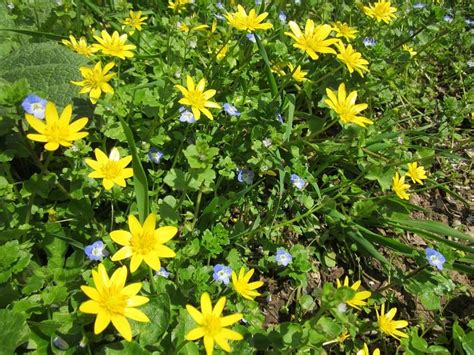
[216,2,224,10]
[413,3,426,9]
[156,267,170,278]
[22,94,47,119]
[278,11,287,23]
[84,241,108,261]
[237,169,254,184]
[246,33,257,43]
[213,264,232,285]
[363,37,376,48]
[255,0,262,5]
[276,113,284,123]
[148,147,163,164]
[425,247,446,270]
[275,248,292,266]
[290,174,306,190]
[443,15,453,23]
[223,103,241,116]
[465,18,474,26]
[179,106,196,123]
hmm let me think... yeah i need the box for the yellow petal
[220,328,243,340]
[155,226,178,244]
[128,215,142,237]
[59,104,72,124]
[110,230,132,246]
[111,265,127,289]
[212,296,226,317]
[214,335,231,352]
[127,295,149,307]
[111,314,132,341]
[200,293,212,316]
[155,244,176,258]
[143,254,161,271]
[44,142,59,151]
[203,335,214,355]
[112,246,133,261]
[121,283,141,297]
[142,213,156,234]
[45,102,59,123]
[220,313,242,327]
[79,300,100,314]
[94,311,111,334]
[185,327,205,340]
[186,304,204,324]
[130,254,144,272]
[26,134,48,142]
[81,285,101,301]
[25,114,46,133]
[124,307,150,322]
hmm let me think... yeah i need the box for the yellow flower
[71,61,115,104]
[406,162,427,184]
[392,172,410,200]
[61,35,98,57]
[331,21,358,40]
[337,330,350,343]
[175,75,221,120]
[93,30,136,59]
[79,264,150,341]
[285,20,338,60]
[225,5,273,32]
[186,293,243,355]
[231,267,264,300]
[402,44,417,57]
[357,343,381,355]
[335,42,369,77]
[363,0,397,24]
[25,102,88,151]
[85,148,133,190]
[376,304,409,340]
[216,43,229,61]
[122,10,148,33]
[168,0,192,13]
[325,83,373,127]
[288,63,308,82]
[336,276,372,309]
[110,213,177,273]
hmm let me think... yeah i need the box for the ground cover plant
[0,0,473,354]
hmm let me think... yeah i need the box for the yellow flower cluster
[392,162,428,200]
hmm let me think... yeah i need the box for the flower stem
[149,268,157,294]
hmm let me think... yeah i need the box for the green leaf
[0,42,89,107]
[0,240,20,283]
[119,117,149,223]
[462,331,474,355]
[137,294,171,347]
[0,309,30,354]
[388,218,474,242]
[420,290,440,311]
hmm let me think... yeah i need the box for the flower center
[45,121,68,143]
[130,231,155,255]
[100,288,127,315]
[102,161,122,179]
[202,315,222,337]
[187,90,206,109]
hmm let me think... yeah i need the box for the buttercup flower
[237,169,254,184]
[62,35,98,57]
[148,147,164,164]
[335,42,369,77]
[223,103,241,116]
[25,102,88,151]
[168,0,192,12]
[402,44,417,57]
[85,148,133,190]
[357,343,380,355]
[110,213,178,272]
[93,30,136,59]
[122,10,148,33]
[376,304,409,340]
[213,264,232,285]
[84,241,108,261]
[425,247,446,270]
[275,248,292,266]
[406,162,427,184]
[71,61,115,104]
[231,267,264,300]
[325,83,373,127]
[216,44,229,61]
[175,75,221,120]
[186,292,243,355]
[156,267,170,278]
[22,94,47,119]
[79,264,150,341]
[285,20,338,60]
[224,5,273,32]
[363,0,397,24]
[290,174,306,189]
[392,172,410,200]
[336,276,372,310]
[288,63,308,82]
[331,21,358,40]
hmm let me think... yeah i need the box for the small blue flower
[255,0,262,5]
[53,336,69,350]
[213,264,232,285]
[276,113,284,123]
[363,37,376,48]
[156,267,170,278]
[425,247,446,270]
[237,169,254,184]
[246,33,257,43]
[413,3,426,9]
[179,106,196,123]
[22,94,47,119]
[275,248,292,266]
[216,2,224,10]
[466,18,474,26]
[278,11,287,23]
[290,174,306,190]
[84,241,108,261]
[223,103,241,116]
[215,13,225,21]
[443,15,453,23]
[148,147,163,164]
